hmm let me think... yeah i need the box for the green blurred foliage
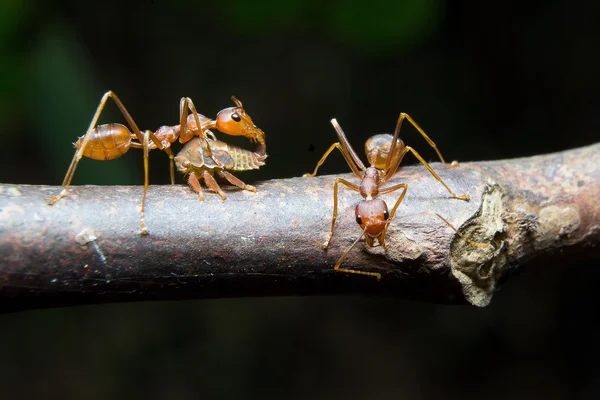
[328,0,443,52]
[219,0,311,33]
[220,0,443,53]
[0,0,29,139]
[29,20,137,184]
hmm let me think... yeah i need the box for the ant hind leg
[391,113,458,169]
[48,90,163,207]
[384,146,469,201]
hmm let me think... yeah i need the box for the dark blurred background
[1,0,599,398]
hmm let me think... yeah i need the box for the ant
[47,90,265,235]
[304,114,487,280]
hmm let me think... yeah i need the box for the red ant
[304,114,487,279]
[47,91,265,235]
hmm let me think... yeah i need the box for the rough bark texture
[1,143,598,312]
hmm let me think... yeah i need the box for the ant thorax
[359,167,381,199]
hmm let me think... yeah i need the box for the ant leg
[48,91,163,205]
[202,170,227,200]
[386,112,458,172]
[139,131,151,236]
[393,211,489,249]
[217,170,256,193]
[380,183,408,220]
[180,97,222,168]
[375,183,409,245]
[304,118,366,179]
[389,146,469,201]
[323,178,360,248]
[303,143,363,179]
[131,134,176,185]
[164,147,176,184]
[333,227,382,281]
[329,118,366,171]
[179,97,210,143]
[186,174,205,201]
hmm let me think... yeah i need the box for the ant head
[355,199,390,244]
[215,96,266,147]
[365,134,404,170]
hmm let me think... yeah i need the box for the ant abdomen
[365,134,405,170]
[76,123,131,161]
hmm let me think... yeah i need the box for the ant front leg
[304,119,366,179]
[179,97,221,168]
[323,178,360,248]
[333,228,382,281]
[179,97,210,144]
[378,182,409,245]
[303,142,363,179]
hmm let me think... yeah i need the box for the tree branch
[1,143,598,312]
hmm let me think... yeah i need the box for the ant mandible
[305,114,486,279]
[47,90,265,235]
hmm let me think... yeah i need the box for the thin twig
[1,143,599,312]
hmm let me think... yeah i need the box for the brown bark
[1,143,598,312]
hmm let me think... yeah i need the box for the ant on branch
[304,114,487,280]
[47,90,265,235]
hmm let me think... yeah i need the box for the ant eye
[356,215,362,225]
[383,210,389,220]
[231,112,241,122]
